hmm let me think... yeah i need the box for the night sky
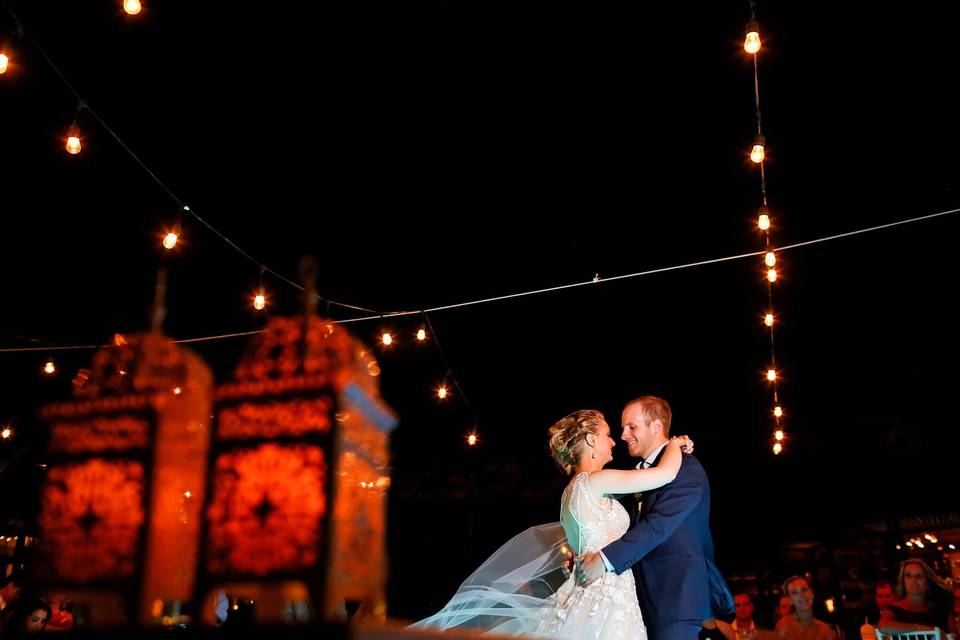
[1,0,959,620]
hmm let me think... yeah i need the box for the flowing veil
[410,522,572,636]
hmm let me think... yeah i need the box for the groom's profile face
[621,402,657,458]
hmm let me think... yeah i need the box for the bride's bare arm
[587,440,683,496]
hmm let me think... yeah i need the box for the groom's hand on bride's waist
[574,552,606,586]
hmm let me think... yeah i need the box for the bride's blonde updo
[547,409,606,476]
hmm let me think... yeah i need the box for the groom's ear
[651,419,665,435]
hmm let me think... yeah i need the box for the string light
[758,208,771,230]
[0,52,8,75]
[1,427,11,440]
[65,126,81,155]
[743,5,791,456]
[123,0,142,15]
[437,385,448,399]
[744,20,761,54]
[252,265,266,311]
[162,231,178,250]
[381,332,393,346]
[750,135,765,163]
[416,328,427,341]
[43,359,56,375]
[183,490,191,498]
[467,433,478,446]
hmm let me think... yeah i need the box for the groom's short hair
[628,395,672,436]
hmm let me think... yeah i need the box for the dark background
[1,0,958,620]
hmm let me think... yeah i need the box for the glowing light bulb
[381,332,392,346]
[162,232,178,249]
[124,0,142,15]
[416,329,426,341]
[253,292,266,310]
[750,135,765,163]
[0,53,9,75]
[773,406,783,418]
[775,429,784,441]
[744,29,761,54]
[437,385,448,399]
[765,251,776,267]
[467,434,478,446]
[44,360,56,375]
[766,369,776,382]
[767,268,778,282]
[764,313,774,327]
[1,427,11,439]
[758,211,771,230]
[173,386,182,395]
[183,490,192,498]
[65,130,81,155]
[772,442,783,455]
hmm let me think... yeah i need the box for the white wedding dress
[412,471,647,640]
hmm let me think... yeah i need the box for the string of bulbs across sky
[2,1,959,452]
[743,5,787,455]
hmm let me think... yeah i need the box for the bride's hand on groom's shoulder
[672,434,694,454]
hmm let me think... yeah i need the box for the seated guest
[878,559,956,635]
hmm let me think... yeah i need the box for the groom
[577,395,733,640]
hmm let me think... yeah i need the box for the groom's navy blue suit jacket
[602,452,733,629]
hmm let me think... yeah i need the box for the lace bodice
[559,472,631,555]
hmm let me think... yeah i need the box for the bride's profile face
[591,420,616,465]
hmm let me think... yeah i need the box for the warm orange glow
[437,385,448,399]
[772,442,783,455]
[764,313,775,327]
[0,53,9,75]
[381,332,392,346]
[162,232,178,250]
[44,359,56,375]
[253,292,266,310]
[183,490,192,498]
[767,268,777,282]
[758,213,771,230]
[824,598,835,614]
[744,30,761,54]
[766,368,776,382]
[467,434,478,446]
[416,329,426,341]
[1,427,11,439]
[750,144,765,164]
[65,133,81,155]
[173,386,182,395]
[774,429,784,441]
[773,406,783,418]
[123,0,142,15]
[765,251,776,267]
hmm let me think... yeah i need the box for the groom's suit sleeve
[600,462,704,575]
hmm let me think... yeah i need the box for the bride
[412,409,689,639]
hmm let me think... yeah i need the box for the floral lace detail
[532,472,647,640]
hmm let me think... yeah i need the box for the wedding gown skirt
[412,472,647,640]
